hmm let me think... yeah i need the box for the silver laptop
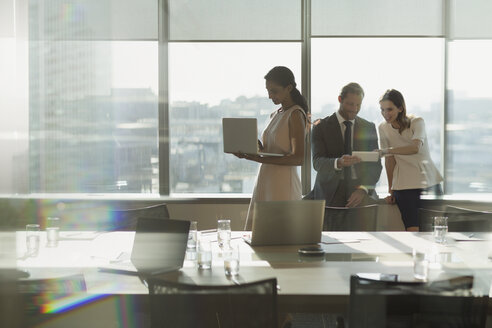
[99,218,190,275]
[222,118,284,157]
[245,200,326,246]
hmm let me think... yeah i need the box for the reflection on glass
[29,38,158,193]
[447,41,492,194]
[169,43,301,194]
[311,38,444,195]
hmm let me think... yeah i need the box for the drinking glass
[26,224,41,257]
[197,238,212,269]
[217,219,231,249]
[46,217,60,247]
[224,245,240,276]
[433,216,448,244]
[413,249,429,281]
[187,221,198,249]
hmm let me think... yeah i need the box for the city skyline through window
[2,2,492,197]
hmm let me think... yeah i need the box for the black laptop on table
[99,218,190,276]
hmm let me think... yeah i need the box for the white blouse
[379,116,443,190]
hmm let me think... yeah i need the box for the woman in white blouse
[378,89,443,231]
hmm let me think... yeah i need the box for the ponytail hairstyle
[379,89,410,134]
[264,66,309,115]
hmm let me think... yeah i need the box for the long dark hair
[264,66,309,115]
[379,89,410,134]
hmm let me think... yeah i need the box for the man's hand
[337,155,361,169]
[346,189,366,208]
[384,190,395,204]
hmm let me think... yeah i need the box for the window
[311,38,444,194]
[446,41,492,193]
[169,42,301,194]
[27,0,158,194]
[4,0,492,198]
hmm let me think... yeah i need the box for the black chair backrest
[0,271,23,327]
[54,202,170,231]
[419,206,492,232]
[418,208,446,232]
[324,204,378,231]
[349,274,488,328]
[445,205,492,232]
[147,278,278,328]
[106,203,170,231]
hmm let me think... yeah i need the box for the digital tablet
[352,151,379,162]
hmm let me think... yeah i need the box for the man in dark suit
[305,83,382,207]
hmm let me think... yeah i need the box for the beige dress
[244,105,307,230]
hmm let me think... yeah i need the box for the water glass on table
[224,244,240,276]
[187,221,198,250]
[46,217,60,247]
[26,224,40,257]
[433,216,448,244]
[217,219,231,249]
[413,249,429,281]
[197,238,212,270]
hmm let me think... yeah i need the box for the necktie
[343,121,352,182]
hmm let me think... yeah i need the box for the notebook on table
[244,200,326,246]
[98,218,190,276]
[222,118,284,157]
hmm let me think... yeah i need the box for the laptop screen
[250,200,325,246]
[131,218,190,272]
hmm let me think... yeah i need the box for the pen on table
[211,236,242,243]
[199,229,217,234]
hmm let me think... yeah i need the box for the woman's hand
[233,153,261,162]
[384,190,395,204]
[377,148,391,158]
[233,153,246,159]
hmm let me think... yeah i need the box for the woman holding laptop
[378,89,442,231]
[235,66,308,230]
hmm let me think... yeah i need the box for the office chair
[418,206,492,232]
[324,204,378,231]
[445,205,492,232]
[103,203,170,231]
[418,208,447,232]
[348,274,488,328]
[54,202,170,231]
[0,271,23,327]
[147,278,278,328]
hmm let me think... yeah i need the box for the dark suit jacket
[305,113,382,204]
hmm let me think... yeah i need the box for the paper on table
[324,232,373,241]
[321,235,360,245]
[59,231,105,241]
[449,232,488,241]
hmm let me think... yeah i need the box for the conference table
[5,230,492,322]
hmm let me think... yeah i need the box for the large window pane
[169,0,301,41]
[169,42,301,194]
[312,0,443,36]
[29,41,158,193]
[311,38,444,195]
[447,41,492,193]
[0,37,29,194]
